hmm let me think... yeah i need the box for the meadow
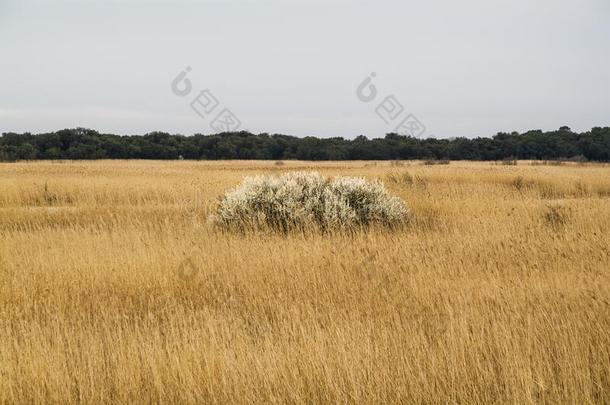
[0,160,609,404]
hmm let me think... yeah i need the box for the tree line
[1,126,609,161]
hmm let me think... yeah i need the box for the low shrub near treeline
[211,171,408,232]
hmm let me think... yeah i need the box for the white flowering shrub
[211,172,408,231]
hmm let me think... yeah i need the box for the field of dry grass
[1,160,609,404]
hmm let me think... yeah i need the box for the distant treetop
[1,127,609,161]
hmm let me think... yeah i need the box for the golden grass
[1,160,609,404]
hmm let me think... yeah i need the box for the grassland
[1,160,609,404]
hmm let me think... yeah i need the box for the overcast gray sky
[1,0,609,138]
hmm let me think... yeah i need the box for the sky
[1,0,609,139]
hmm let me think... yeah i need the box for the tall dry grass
[0,160,609,404]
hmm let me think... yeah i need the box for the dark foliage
[1,126,609,161]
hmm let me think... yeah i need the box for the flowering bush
[211,171,408,231]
